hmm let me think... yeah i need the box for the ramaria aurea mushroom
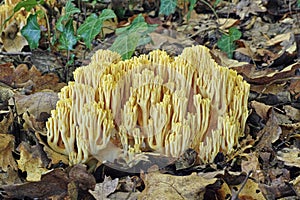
[45,45,250,165]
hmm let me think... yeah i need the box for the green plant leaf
[55,17,65,32]
[229,27,242,41]
[14,0,38,12]
[159,0,177,16]
[64,0,80,17]
[98,9,116,22]
[186,0,196,21]
[217,27,241,58]
[56,0,80,32]
[77,9,116,49]
[110,32,139,60]
[110,14,158,60]
[77,14,101,49]
[116,15,157,35]
[214,0,222,7]
[21,14,41,49]
[59,20,77,50]
[137,35,152,47]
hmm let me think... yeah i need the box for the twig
[231,170,253,200]
[0,51,32,56]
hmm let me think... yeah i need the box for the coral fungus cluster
[46,45,250,165]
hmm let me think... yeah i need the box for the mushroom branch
[46,45,250,165]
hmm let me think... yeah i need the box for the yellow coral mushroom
[46,45,250,165]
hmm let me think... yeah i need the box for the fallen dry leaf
[0,85,14,104]
[140,172,216,200]
[289,78,300,98]
[277,147,300,168]
[89,176,119,200]
[0,133,17,172]
[241,152,265,183]
[17,142,49,181]
[266,32,292,46]
[283,105,300,121]
[241,153,260,175]
[256,109,281,151]
[217,18,239,30]
[101,19,117,38]
[211,49,250,68]
[235,179,266,200]
[40,140,69,165]
[12,90,58,117]
[145,31,195,55]
[236,0,266,20]
[0,166,21,185]
[1,23,28,52]
[0,3,27,43]
[0,63,15,85]
[292,175,300,196]
[0,109,14,134]
[0,63,65,93]
[259,182,297,199]
[13,64,66,92]
[235,62,300,84]
[1,164,96,199]
[0,168,69,199]
[250,101,272,121]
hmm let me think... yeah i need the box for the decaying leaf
[292,175,300,196]
[140,172,216,200]
[41,141,69,165]
[1,164,95,199]
[89,176,119,200]
[0,166,21,185]
[68,164,96,198]
[277,147,300,168]
[12,90,58,117]
[0,2,27,43]
[210,170,266,199]
[22,111,48,133]
[0,63,65,93]
[0,133,17,172]
[217,18,239,30]
[13,64,66,92]
[241,153,265,183]
[0,110,14,134]
[1,23,28,52]
[250,101,272,121]
[289,79,300,99]
[236,0,266,20]
[234,179,266,200]
[259,182,297,199]
[0,168,70,199]
[266,32,292,46]
[0,85,14,104]
[256,109,281,151]
[17,142,49,181]
[0,63,15,85]
[283,105,300,121]
[145,31,195,55]
[234,62,300,85]
[210,48,250,68]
